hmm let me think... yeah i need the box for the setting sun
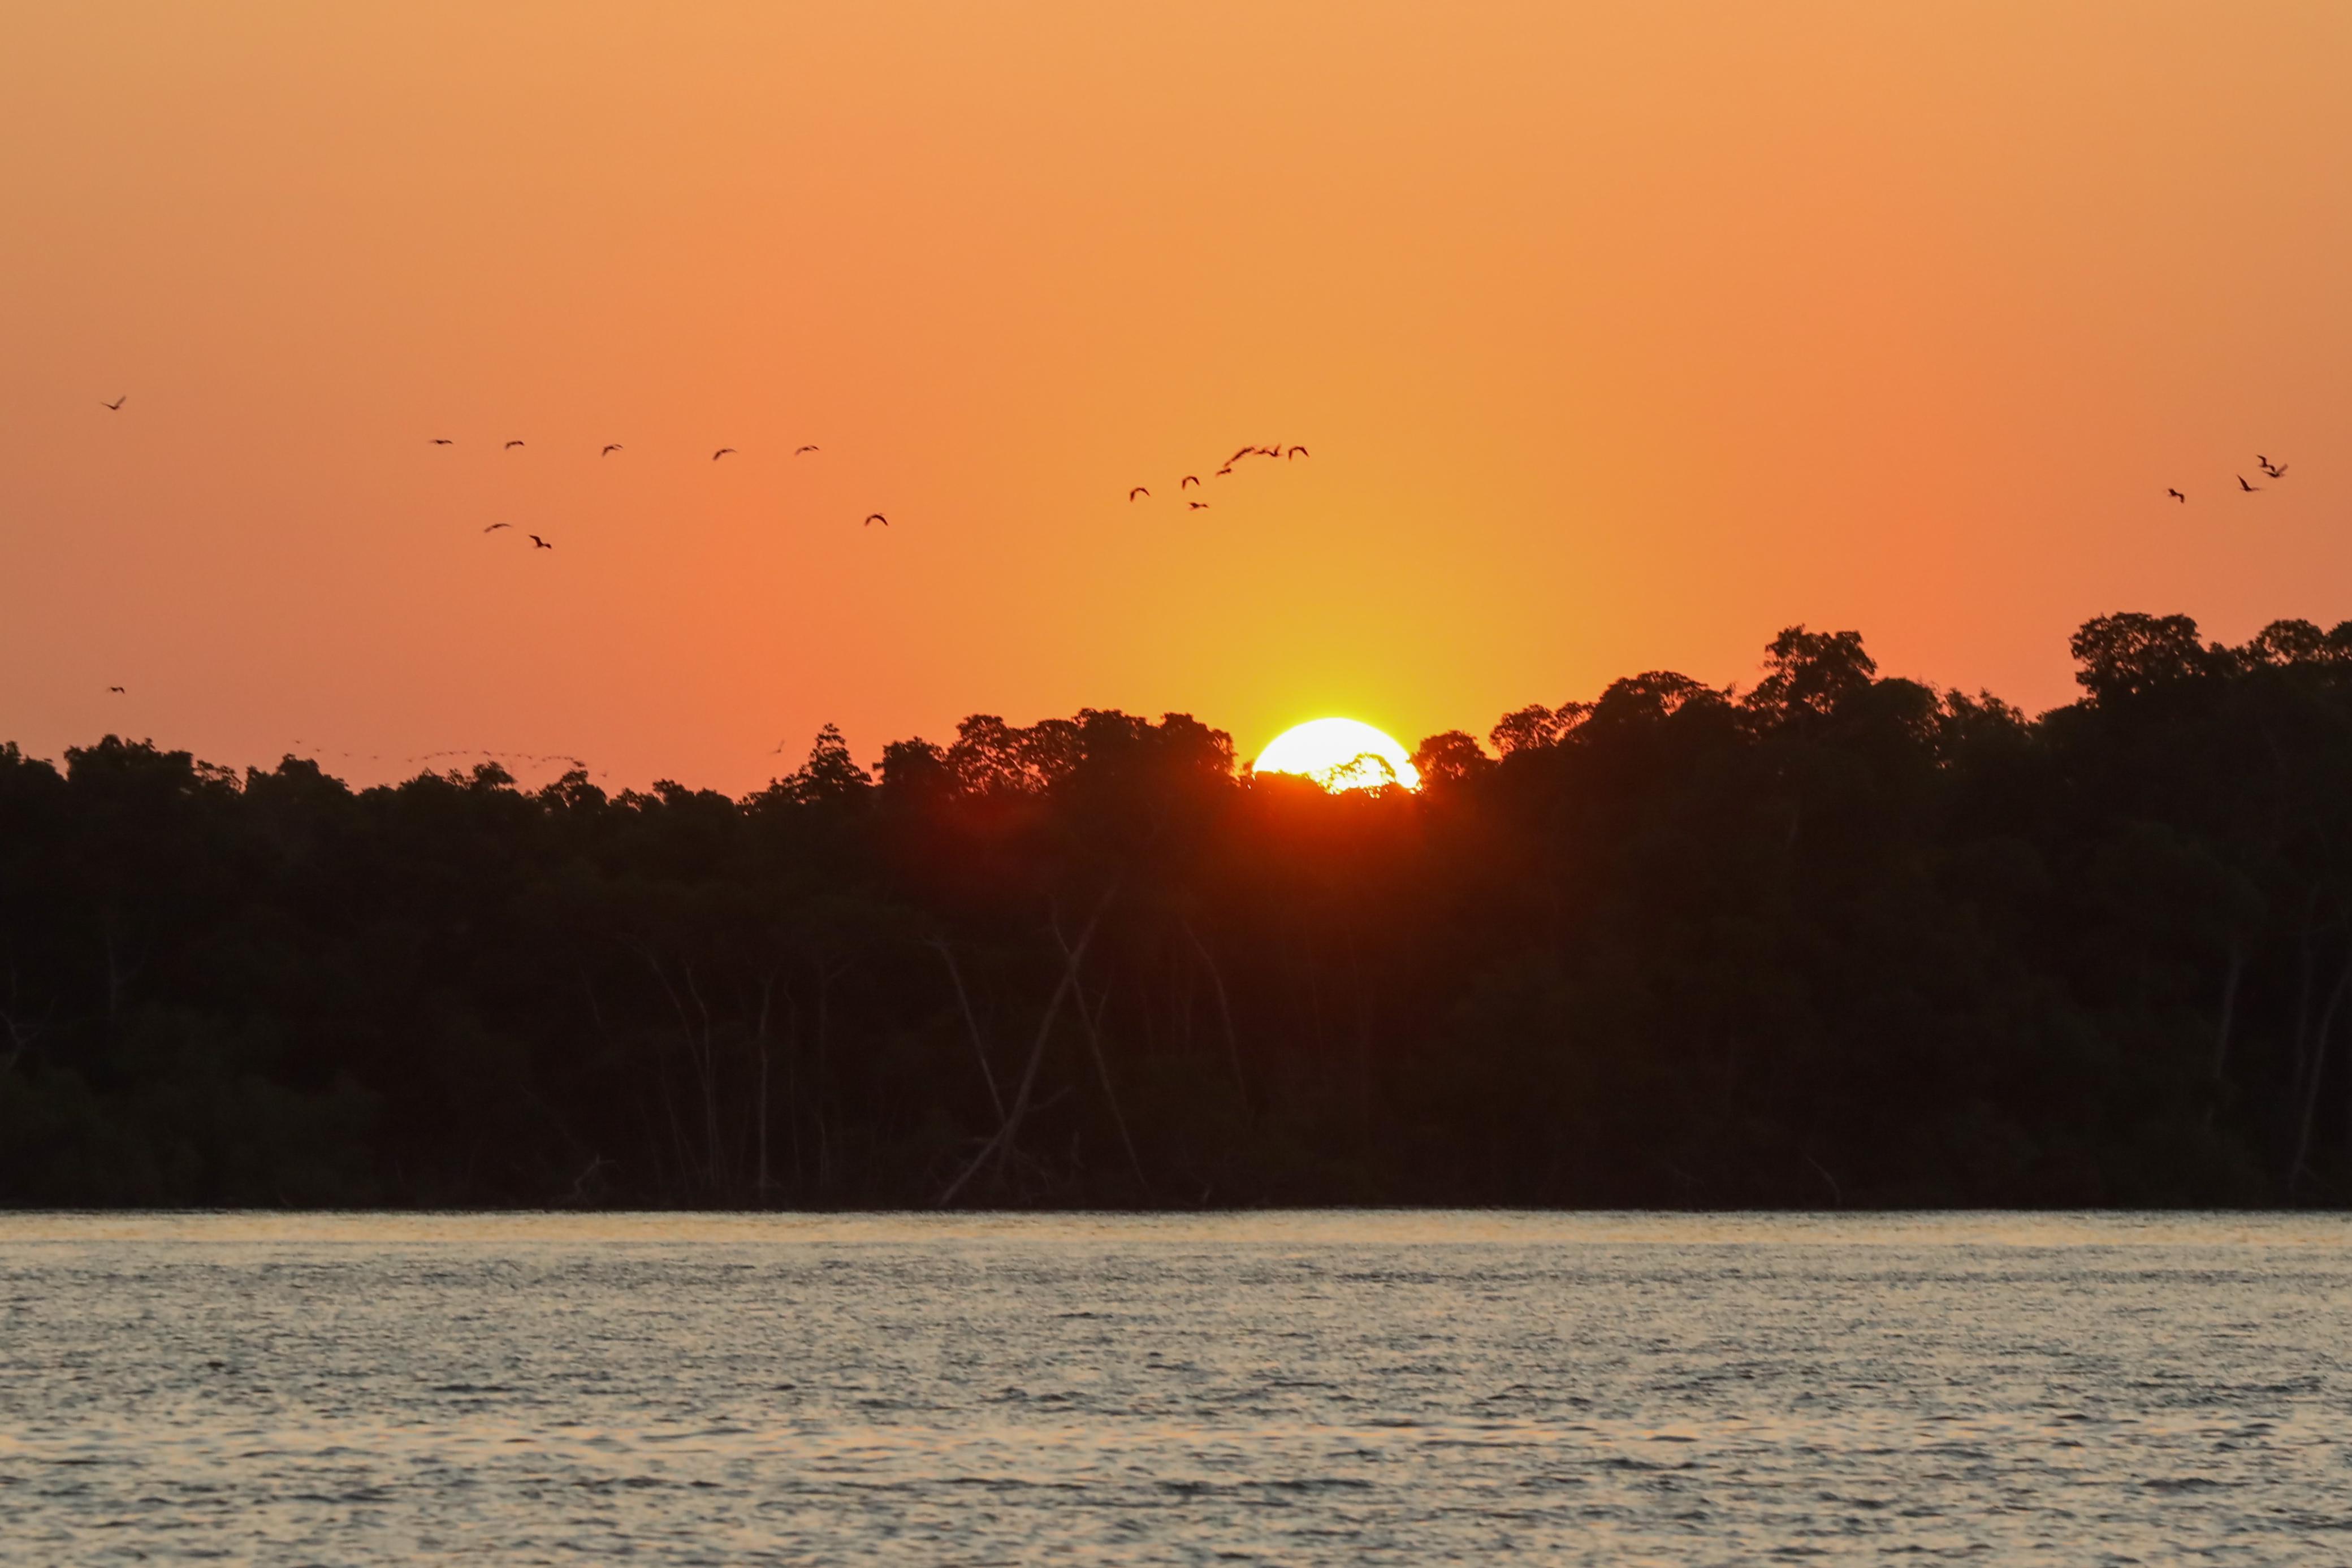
[1253,717,1421,792]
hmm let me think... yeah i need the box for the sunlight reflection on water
[1,1211,2346,1563]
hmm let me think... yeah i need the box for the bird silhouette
[600,443,623,457]
[2167,488,2185,503]
[2238,475,2262,492]
[1129,486,1150,500]
[1226,445,1254,465]
[2260,458,2288,478]
[712,447,737,461]
[1180,475,1200,489]
[529,534,553,549]
[1188,500,1209,510]
[107,685,125,694]
[794,445,819,456]
[1287,445,1308,459]
[863,513,889,527]
[101,397,126,411]
[504,440,525,451]
[430,438,454,445]
[1215,465,1234,477]
[483,522,512,532]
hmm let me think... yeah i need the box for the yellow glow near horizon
[10,7,2352,794]
[1253,718,1421,793]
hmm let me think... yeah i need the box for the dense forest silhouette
[7,613,2352,1208]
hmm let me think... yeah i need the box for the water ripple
[0,1211,2345,1562]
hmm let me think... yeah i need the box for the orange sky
[5,2,2350,791]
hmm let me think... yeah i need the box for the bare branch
[937,887,1114,1206]
[1056,926,1145,1194]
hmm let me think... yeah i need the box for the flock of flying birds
[1127,441,1309,509]
[425,434,889,546]
[95,396,1315,540]
[87,392,2314,705]
[2168,454,2292,503]
[88,397,1317,781]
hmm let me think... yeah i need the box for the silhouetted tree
[1412,731,1494,786]
[9,617,2352,1207]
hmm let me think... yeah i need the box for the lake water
[1,1212,2347,1563]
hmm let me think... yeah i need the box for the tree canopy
[7,613,2352,1207]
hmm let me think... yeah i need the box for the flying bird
[1215,465,1234,477]
[2238,475,2262,492]
[430,438,454,445]
[1129,486,1149,500]
[504,440,525,451]
[1180,474,1200,488]
[2260,457,2288,478]
[600,444,623,457]
[2167,488,2185,503]
[863,513,889,527]
[794,445,819,456]
[1226,445,1256,465]
[712,447,736,461]
[483,522,512,532]
[1287,445,1308,459]
[101,397,126,411]
[529,534,553,549]
[107,685,125,694]
[1188,500,1209,510]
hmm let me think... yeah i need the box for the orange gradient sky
[5,2,2350,791]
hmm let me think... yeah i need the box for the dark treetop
[6,612,2351,1209]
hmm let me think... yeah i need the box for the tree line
[5,611,2352,1207]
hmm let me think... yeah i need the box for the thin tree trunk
[755,971,777,1204]
[1348,938,1373,1154]
[583,964,665,1199]
[681,962,723,1194]
[1175,937,1197,1058]
[2290,902,2319,1095]
[1056,924,1145,1195]
[1802,1148,1844,1209]
[639,949,710,1198]
[932,940,1006,1120]
[648,1024,691,1201]
[2289,948,2352,1193]
[1303,934,1327,1054]
[101,925,125,1021]
[2211,939,2247,1082]
[784,993,803,1196]
[815,964,832,1193]
[1180,918,1250,1121]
